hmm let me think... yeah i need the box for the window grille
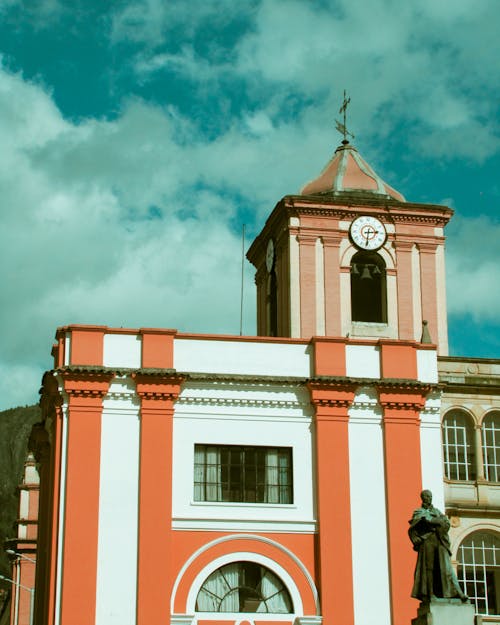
[457,532,500,616]
[483,413,500,482]
[442,411,475,481]
[194,445,293,504]
[196,561,293,613]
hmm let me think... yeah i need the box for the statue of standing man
[409,490,468,602]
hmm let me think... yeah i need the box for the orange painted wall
[170,532,317,616]
[298,235,317,337]
[69,327,105,366]
[380,342,417,379]
[312,337,346,376]
[380,390,424,625]
[140,328,176,368]
[59,396,103,625]
[393,242,415,340]
[135,375,182,625]
[309,380,355,625]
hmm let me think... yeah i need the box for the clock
[350,216,386,251]
[266,239,275,272]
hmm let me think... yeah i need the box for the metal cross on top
[335,90,355,143]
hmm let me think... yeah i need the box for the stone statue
[408,490,467,602]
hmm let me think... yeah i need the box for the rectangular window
[194,444,293,504]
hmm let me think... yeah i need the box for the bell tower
[247,139,453,355]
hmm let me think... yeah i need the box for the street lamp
[6,550,36,565]
[0,574,34,625]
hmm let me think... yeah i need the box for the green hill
[0,404,41,585]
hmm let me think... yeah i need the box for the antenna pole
[239,224,246,336]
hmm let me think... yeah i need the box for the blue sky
[0,0,499,409]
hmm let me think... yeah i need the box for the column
[134,373,183,625]
[379,384,427,625]
[417,243,438,348]
[393,241,415,340]
[298,234,317,337]
[474,424,486,481]
[322,236,342,337]
[33,372,65,625]
[308,381,356,625]
[276,235,288,336]
[255,266,267,336]
[59,372,113,625]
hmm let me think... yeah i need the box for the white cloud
[1,1,499,408]
[109,0,500,164]
[446,216,500,322]
[110,0,248,46]
[0,66,257,409]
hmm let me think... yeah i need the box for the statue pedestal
[412,598,475,625]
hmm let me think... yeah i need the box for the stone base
[412,598,475,625]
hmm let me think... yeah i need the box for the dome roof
[300,140,405,202]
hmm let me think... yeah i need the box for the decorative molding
[296,233,318,245]
[172,518,317,533]
[103,390,138,401]
[171,533,320,616]
[177,395,309,409]
[294,617,323,625]
[170,615,194,625]
[132,372,184,401]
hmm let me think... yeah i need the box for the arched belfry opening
[350,251,387,323]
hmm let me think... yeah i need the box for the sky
[0,0,499,410]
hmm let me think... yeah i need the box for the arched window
[483,412,500,482]
[350,251,387,323]
[442,410,476,481]
[196,561,293,613]
[457,531,500,616]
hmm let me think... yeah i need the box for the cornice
[177,396,309,409]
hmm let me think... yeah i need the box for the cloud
[0,2,499,409]
[446,216,500,322]
[0,66,257,409]
[110,0,250,47]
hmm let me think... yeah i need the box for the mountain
[0,404,41,583]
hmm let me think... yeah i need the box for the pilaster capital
[296,233,318,246]
[392,240,414,251]
[378,382,431,417]
[307,380,356,413]
[321,235,342,248]
[132,371,184,401]
[417,242,438,253]
[61,370,113,401]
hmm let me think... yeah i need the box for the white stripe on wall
[419,391,445,511]
[349,388,391,625]
[96,382,140,625]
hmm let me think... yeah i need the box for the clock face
[266,238,275,272]
[350,216,386,251]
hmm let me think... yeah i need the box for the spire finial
[420,320,432,344]
[335,90,355,144]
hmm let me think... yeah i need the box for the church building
[10,136,500,625]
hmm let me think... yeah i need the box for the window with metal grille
[194,445,293,504]
[196,561,293,613]
[457,532,500,616]
[442,410,476,481]
[482,413,500,482]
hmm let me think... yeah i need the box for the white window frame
[482,412,500,483]
[457,531,500,616]
[442,410,475,481]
